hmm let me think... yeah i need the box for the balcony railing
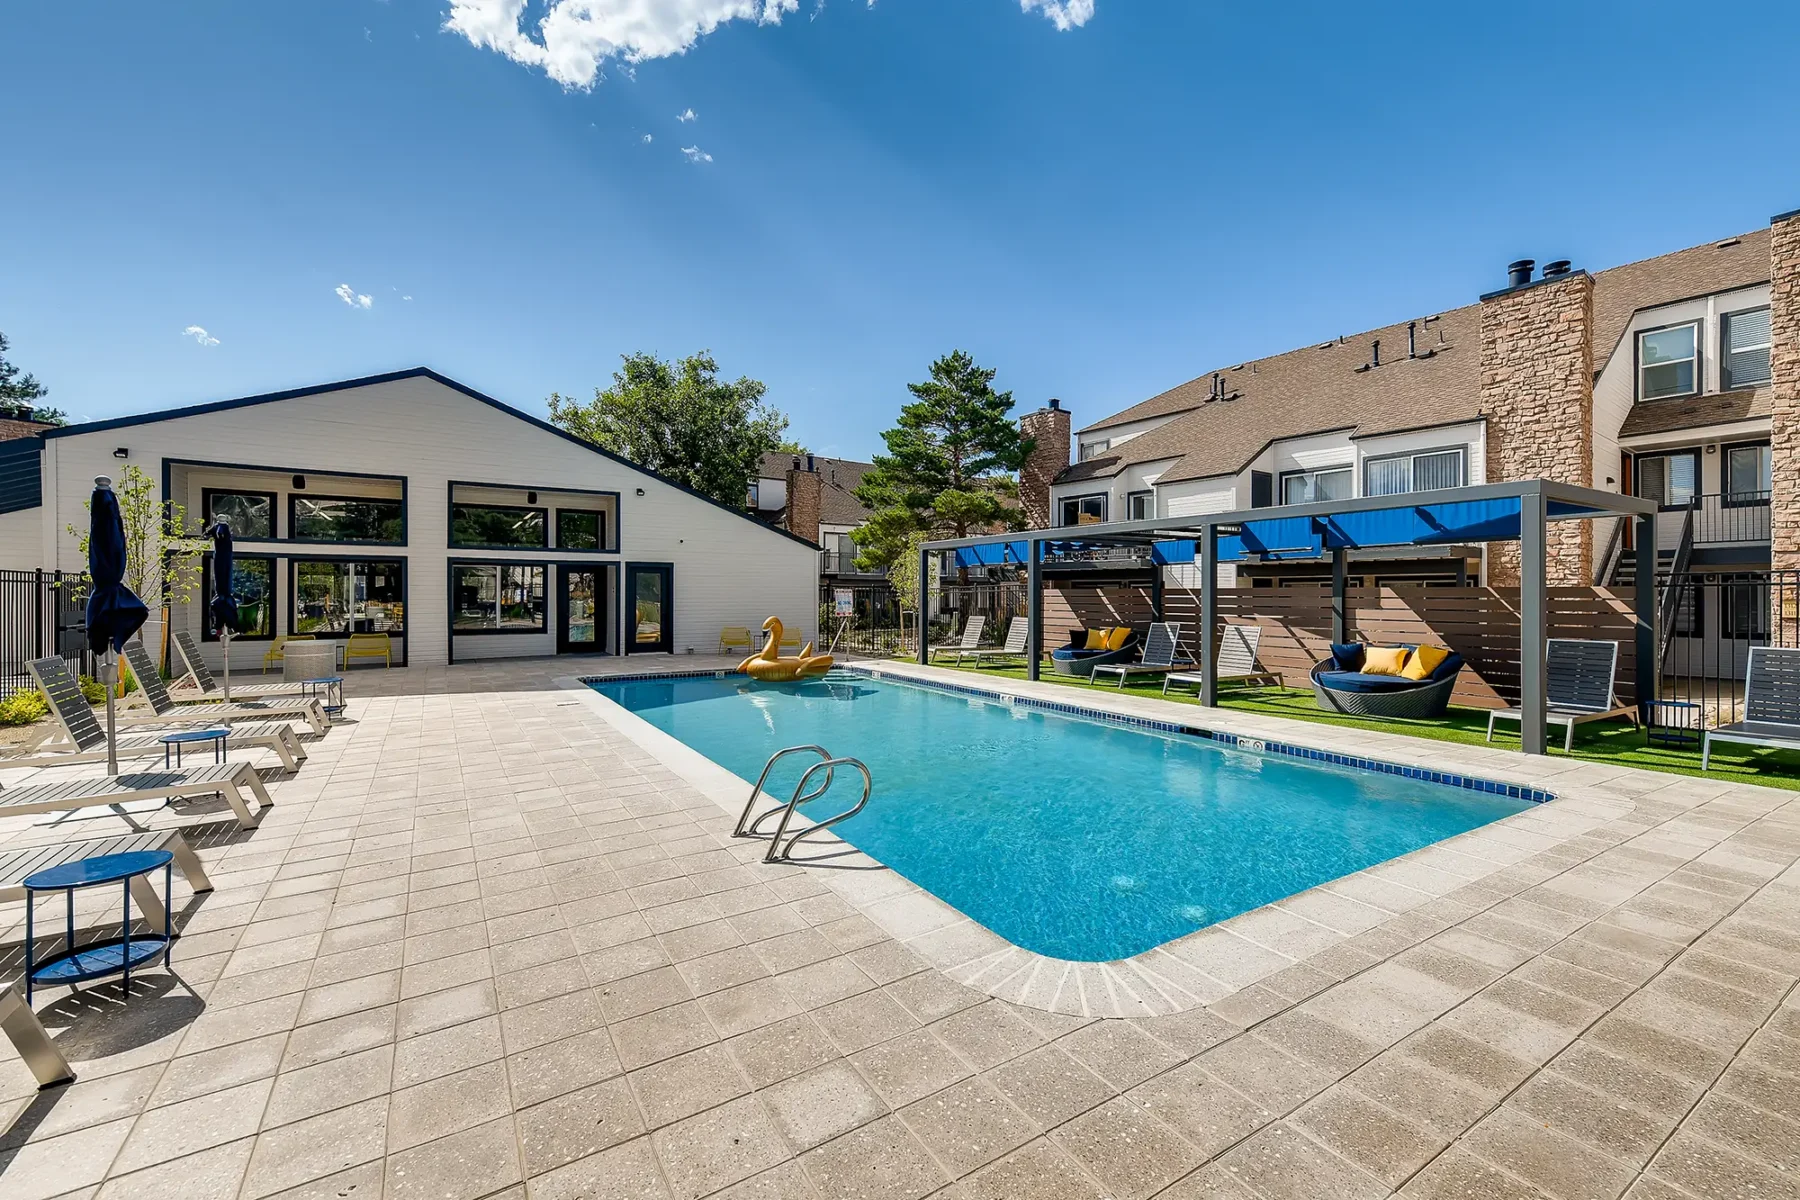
[1652,493,1770,550]
[821,552,887,577]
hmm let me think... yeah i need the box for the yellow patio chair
[719,626,753,655]
[344,632,392,669]
[262,634,314,673]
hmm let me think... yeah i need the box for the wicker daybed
[1310,642,1465,719]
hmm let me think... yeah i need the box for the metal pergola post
[914,545,929,665]
[1519,489,1548,755]
[1331,547,1348,644]
[1199,522,1218,707]
[1027,539,1043,682]
[1634,510,1659,719]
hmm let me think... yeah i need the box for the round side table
[300,675,345,716]
[23,850,175,1004]
[160,727,229,768]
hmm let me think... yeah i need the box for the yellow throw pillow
[1362,646,1411,677]
[1105,627,1133,651]
[1401,644,1450,681]
[1084,629,1109,651]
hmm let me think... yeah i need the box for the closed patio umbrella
[86,476,149,775]
[208,519,240,701]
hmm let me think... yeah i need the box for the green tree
[548,351,789,507]
[65,463,210,663]
[853,350,1031,571]
[0,332,65,424]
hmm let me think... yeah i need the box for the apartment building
[748,452,888,592]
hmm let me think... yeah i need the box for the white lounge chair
[929,615,986,662]
[1486,638,1639,752]
[956,617,1029,664]
[1163,625,1281,694]
[0,982,73,1087]
[0,762,273,830]
[1703,646,1800,769]
[116,644,328,735]
[1092,622,1194,687]
[1,829,212,932]
[170,631,317,700]
[21,659,306,772]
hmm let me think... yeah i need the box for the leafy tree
[0,332,65,424]
[853,350,1031,571]
[548,351,790,507]
[773,438,809,456]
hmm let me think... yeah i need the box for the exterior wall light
[112,447,129,459]
[292,474,306,489]
[635,487,646,496]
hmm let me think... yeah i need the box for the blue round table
[23,850,175,1004]
[300,676,345,715]
[160,727,229,768]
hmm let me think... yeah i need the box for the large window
[1126,490,1154,521]
[292,496,403,543]
[1077,440,1111,462]
[1635,451,1699,509]
[1725,443,1772,505]
[201,489,276,540]
[201,554,275,640]
[1721,307,1772,390]
[452,563,546,633]
[1638,323,1698,400]
[451,503,547,549]
[1720,573,1769,641]
[1280,467,1353,505]
[556,509,605,551]
[1059,494,1106,526]
[1364,448,1465,498]
[292,560,405,636]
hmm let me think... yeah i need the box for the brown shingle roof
[1618,389,1770,439]
[759,452,876,527]
[0,419,53,442]
[1069,227,1775,487]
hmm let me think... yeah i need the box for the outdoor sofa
[1050,627,1141,677]
[1310,641,1465,719]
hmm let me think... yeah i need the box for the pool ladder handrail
[736,745,874,864]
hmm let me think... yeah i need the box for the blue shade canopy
[208,521,241,635]
[85,483,149,654]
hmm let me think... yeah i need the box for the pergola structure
[917,480,1660,755]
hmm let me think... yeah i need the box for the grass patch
[919,658,1800,791]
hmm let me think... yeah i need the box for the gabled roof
[759,452,876,527]
[1068,226,1775,487]
[45,367,821,550]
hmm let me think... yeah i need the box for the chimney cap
[1047,398,1062,411]
[1506,259,1535,288]
[1542,259,1573,278]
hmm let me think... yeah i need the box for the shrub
[0,687,48,726]
[78,675,106,704]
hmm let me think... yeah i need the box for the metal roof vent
[1542,260,1573,279]
[1506,259,1535,288]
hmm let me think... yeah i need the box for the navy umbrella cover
[86,480,149,655]
[209,520,242,636]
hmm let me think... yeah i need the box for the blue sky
[4,1,1799,458]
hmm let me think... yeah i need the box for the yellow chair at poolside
[345,632,392,668]
[719,626,754,655]
[262,634,314,673]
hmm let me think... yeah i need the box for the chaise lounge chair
[1311,641,1466,719]
[1703,646,1800,769]
[955,617,1029,665]
[1486,638,1638,751]
[1091,622,1193,687]
[0,762,274,829]
[1163,624,1281,695]
[929,615,986,662]
[117,644,329,736]
[1,982,73,1086]
[1,829,212,932]
[22,659,307,773]
[171,631,317,700]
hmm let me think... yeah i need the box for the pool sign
[833,590,854,618]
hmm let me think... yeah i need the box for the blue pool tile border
[584,666,1554,805]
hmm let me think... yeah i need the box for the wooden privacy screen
[1049,581,1640,710]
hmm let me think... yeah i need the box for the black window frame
[1720,306,1773,391]
[1279,466,1354,506]
[200,552,278,641]
[449,502,550,550]
[449,561,548,635]
[200,488,278,541]
[1635,320,1701,402]
[1634,449,1702,511]
[288,557,407,640]
[289,493,406,546]
[555,508,608,552]
[1718,572,1770,641]
[1722,440,1773,508]
[1058,493,1108,527]
[1125,490,1154,521]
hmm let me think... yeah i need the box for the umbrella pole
[222,629,232,703]
[104,648,119,775]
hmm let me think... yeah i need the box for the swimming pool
[591,670,1538,961]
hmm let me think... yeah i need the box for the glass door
[625,563,673,654]
[557,566,604,654]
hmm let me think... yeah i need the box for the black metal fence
[0,569,90,694]
[1658,567,1799,727]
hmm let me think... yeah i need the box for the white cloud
[444,0,800,90]
[1020,0,1094,30]
[681,144,713,163]
[335,284,373,309]
[403,295,413,301]
[676,107,696,122]
[181,325,219,347]
[642,133,654,143]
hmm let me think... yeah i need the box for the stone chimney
[785,455,822,547]
[1018,399,1071,530]
[1770,209,1800,573]
[1478,264,1596,585]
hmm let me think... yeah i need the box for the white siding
[34,375,818,668]
[0,509,39,571]
[1161,476,1239,517]
[1273,431,1356,477]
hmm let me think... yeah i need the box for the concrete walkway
[0,655,1794,1199]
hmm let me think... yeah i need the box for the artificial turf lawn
[924,659,1800,792]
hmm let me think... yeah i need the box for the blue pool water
[593,671,1535,961]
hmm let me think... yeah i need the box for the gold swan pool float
[738,617,834,681]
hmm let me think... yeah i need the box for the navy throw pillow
[1329,642,1365,672]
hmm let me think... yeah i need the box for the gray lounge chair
[0,763,273,829]
[0,982,73,1086]
[956,617,1029,665]
[1,829,212,932]
[1486,638,1639,751]
[1703,646,1800,769]
[170,631,315,700]
[116,643,328,735]
[1091,622,1193,687]
[929,615,985,662]
[1163,625,1281,694]
[22,659,306,772]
